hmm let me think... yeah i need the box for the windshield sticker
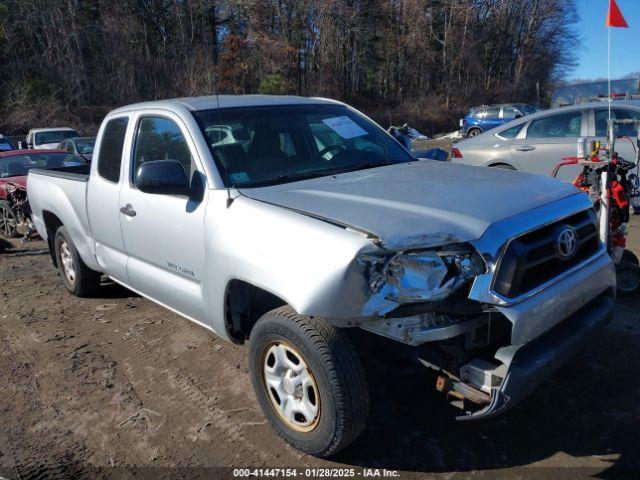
[229,171,250,183]
[321,116,368,139]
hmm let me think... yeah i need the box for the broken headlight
[364,247,486,303]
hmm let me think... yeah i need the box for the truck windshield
[0,153,86,178]
[192,104,414,188]
[34,130,78,145]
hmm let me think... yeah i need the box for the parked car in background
[26,128,79,150]
[58,137,96,162]
[0,135,15,152]
[451,101,640,181]
[28,95,615,457]
[460,104,537,138]
[388,125,445,160]
[0,150,86,238]
[205,124,251,148]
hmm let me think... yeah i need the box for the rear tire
[467,128,482,138]
[616,262,640,297]
[54,226,101,297]
[0,201,19,238]
[248,306,369,457]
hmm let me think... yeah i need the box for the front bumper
[458,290,614,420]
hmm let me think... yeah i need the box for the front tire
[467,128,482,138]
[54,226,101,297]
[249,306,369,457]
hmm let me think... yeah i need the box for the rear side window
[97,117,129,183]
[496,124,524,139]
[527,111,582,138]
[596,108,640,137]
[484,107,500,118]
[502,107,520,119]
[614,109,640,136]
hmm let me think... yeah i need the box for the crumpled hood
[239,161,581,249]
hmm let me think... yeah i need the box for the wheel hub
[282,371,297,395]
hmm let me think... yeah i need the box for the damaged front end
[359,245,486,316]
[354,195,615,420]
[1,183,35,239]
[356,242,510,414]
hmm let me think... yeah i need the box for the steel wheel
[59,240,77,285]
[0,204,17,238]
[249,307,369,457]
[262,341,320,432]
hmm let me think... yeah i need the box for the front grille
[493,209,601,298]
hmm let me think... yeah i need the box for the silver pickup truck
[28,95,615,457]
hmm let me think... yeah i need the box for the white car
[26,128,79,150]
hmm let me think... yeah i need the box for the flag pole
[608,25,612,123]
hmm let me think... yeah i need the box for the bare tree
[0,0,578,134]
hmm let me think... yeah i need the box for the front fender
[203,192,379,334]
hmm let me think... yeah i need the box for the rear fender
[28,174,100,272]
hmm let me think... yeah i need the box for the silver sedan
[450,101,640,181]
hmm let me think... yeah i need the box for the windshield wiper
[343,161,400,172]
[237,171,329,188]
[235,160,410,188]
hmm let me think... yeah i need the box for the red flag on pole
[606,0,629,28]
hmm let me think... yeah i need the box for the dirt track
[1,225,640,479]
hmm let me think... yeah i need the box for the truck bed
[27,165,94,265]
[28,164,91,181]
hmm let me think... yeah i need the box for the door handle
[516,145,535,152]
[120,204,136,217]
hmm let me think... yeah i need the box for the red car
[0,149,87,238]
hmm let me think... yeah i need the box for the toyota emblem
[556,227,578,259]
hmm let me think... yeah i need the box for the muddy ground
[1,220,639,480]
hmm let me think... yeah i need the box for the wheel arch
[42,210,64,266]
[224,279,288,343]
[487,161,518,170]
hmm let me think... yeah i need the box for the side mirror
[135,160,190,196]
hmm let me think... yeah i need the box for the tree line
[0,0,578,135]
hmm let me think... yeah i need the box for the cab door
[86,116,131,283]
[510,109,586,180]
[118,112,210,324]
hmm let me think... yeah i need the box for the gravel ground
[0,218,639,480]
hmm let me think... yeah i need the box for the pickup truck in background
[26,127,79,150]
[27,95,615,457]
